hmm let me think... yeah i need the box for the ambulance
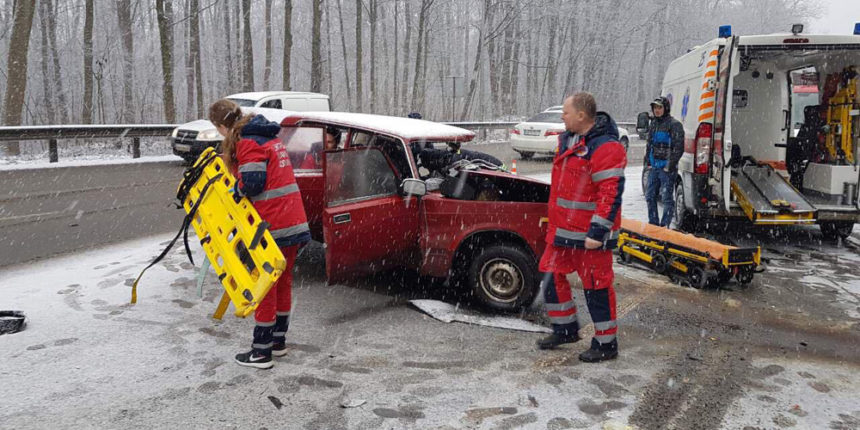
[642,24,860,239]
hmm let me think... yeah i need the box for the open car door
[713,37,737,210]
[322,146,420,283]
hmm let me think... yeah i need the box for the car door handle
[333,213,351,224]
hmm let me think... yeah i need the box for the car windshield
[526,111,562,123]
[227,98,256,107]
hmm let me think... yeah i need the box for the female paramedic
[208,99,311,369]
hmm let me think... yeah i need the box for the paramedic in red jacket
[537,92,626,363]
[209,99,311,369]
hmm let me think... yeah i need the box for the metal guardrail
[0,119,636,163]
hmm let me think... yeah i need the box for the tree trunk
[81,0,94,124]
[282,0,292,90]
[155,0,176,123]
[185,2,195,120]
[399,0,411,113]
[38,0,54,124]
[393,0,398,112]
[46,0,67,123]
[2,0,35,154]
[310,0,322,92]
[324,0,333,95]
[263,0,272,89]
[355,0,363,111]
[115,0,134,122]
[335,0,352,110]
[242,0,254,91]
[224,2,234,91]
[191,0,204,117]
[410,0,433,113]
[460,0,490,120]
[369,0,376,112]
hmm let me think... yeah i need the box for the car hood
[176,119,216,133]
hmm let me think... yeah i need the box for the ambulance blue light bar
[719,25,732,38]
[854,23,860,35]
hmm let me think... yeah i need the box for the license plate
[174,144,191,152]
[523,129,541,136]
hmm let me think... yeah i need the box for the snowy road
[2,165,859,429]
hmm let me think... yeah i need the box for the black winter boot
[537,332,581,350]
[578,338,618,362]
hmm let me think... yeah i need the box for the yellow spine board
[183,148,287,319]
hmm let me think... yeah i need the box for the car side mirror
[401,178,427,197]
[636,112,650,132]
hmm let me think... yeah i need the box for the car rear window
[526,112,562,123]
[227,98,256,107]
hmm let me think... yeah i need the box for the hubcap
[479,258,523,303]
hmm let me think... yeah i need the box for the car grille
[173,130,198,145]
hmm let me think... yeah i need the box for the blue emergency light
[854,22,860,35]
[719,25,732,38]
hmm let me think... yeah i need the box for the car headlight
[197,129,223,140]
[171,127,179,138]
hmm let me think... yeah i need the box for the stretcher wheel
[688,266,707,289]
[651,253,668,274]
[619,248,633,264]
[736,267,754,284]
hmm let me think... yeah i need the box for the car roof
[228,91,330,101]
[543,105,563,112]
[280,111,476,142]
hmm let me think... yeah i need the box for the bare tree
[191,0,204,117]
[335,0,352,109]
[399,0,411,112]
[38,0,54,124]
[2,0,36,154]
[410,0,434,113]
[369,0,377,112]
[224,2,234,91]
[263,0,272,89]
[310,0,322,92]
[115,0,134,122]
[46,0,67,123]
[355,0,363,111]
[242,0,254,91]
[81,0,94,124]
[282,0,292,90]
[155,0,176,123]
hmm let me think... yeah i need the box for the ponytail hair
[208,98,253,172]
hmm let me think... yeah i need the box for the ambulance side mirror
[401,178,427,197]
[636,112,650,133]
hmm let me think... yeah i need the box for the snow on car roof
[281,111,476,142]
[227,91,330,101]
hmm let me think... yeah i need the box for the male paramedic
[537,92,626,363]
[644,96,684,227]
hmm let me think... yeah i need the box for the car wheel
[819,221,854,240]
[515,151,534,160]
[620,136,629,152]
[468,245,537,312]
[673,181,697,232]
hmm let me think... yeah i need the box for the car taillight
[511,128,520,135]
[694,122,712,174]
[545,130,564,136]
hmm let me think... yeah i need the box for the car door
[713,37,737,210]
[321,140,420,283]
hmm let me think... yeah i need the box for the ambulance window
[278,126,324,171]
[325,148,398,207]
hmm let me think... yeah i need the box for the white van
[171,91,330,161]
[645,24,860,239]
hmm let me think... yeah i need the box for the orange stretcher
[617,218,761,288]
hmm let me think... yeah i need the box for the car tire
[620,136,629,152]
[641,166,652,197]
[819,221,854,240]
[468,245,538,312]
[674,181,697,232]
[515,151,534,160]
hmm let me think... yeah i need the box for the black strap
[131,171,223,304]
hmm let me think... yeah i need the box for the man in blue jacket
[645,96,685,227]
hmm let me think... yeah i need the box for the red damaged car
[278,112,549,311]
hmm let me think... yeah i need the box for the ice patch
[409,299,551,333]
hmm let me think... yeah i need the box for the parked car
[279,111,550,311]
[510,107,629,159]
[171,91,330,162]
